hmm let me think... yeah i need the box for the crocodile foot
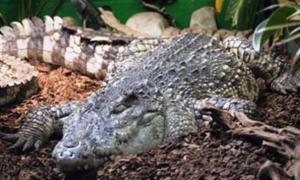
[194,97,258,126]
[0,108,55,151]
[271,71,300,94]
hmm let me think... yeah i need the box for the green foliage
[225,0,244,27]
[17,0,49,21]
[3,0,102,29]
[70,0,104,29]
[224,0,260,29]
[253,2,300,73]
[0,12,6,26]
[253,5,298,51]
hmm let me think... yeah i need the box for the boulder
[190,7,217,31]
[126,12,169,37]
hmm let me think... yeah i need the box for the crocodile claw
[271,72,300,95]
[0,132,18,141]
[0,131,43,152]
[0,108,55,152]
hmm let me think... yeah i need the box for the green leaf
[275,32,300,45]
[225,0,244,27]
[253,19,268,51]
[287,9,300,20]
[256,21,300,33]
[35,0,50,16]
[291,48,300,74]
[253,6,297,51]
[290,26,300,34]
[0,12,6,26]
[257,4,281,14]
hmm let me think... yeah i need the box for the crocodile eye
[122,92,138,106]
[112,92,138,114]
[112,104,127,113]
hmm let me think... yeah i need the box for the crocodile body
[1,18,299,173]
[0,16,166,106]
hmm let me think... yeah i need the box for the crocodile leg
[165,97,257,140]
[193,96,257,126]
[164,102,198,141]
[269,71,300,94]
[0,102,82,151]
[222,36,286,80]
[222,36,300,94]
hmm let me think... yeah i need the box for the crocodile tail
[0,16,60,62]
[0,16,128,79]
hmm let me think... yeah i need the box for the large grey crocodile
[1,17,299,173]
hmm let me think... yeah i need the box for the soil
[0,63,299,180]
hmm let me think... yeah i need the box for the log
[199,101,300,179]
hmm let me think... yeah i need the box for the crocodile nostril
[63,139,79,148]
[59,150,75,159]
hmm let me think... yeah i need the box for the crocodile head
[52,81,166,171]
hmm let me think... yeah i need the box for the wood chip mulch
[0,63,299,179]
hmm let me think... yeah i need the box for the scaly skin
[1,32,299,172]
[0,16,167,106]
[0,54,39,106]
[223,36,299,94]
[0,16,167,79]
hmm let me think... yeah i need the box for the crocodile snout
[52,142,83,170]
[52,140,100,171]
[54,138,81,164]
[57,148,76,160]
[62,138,79,148]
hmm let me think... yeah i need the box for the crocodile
[1,22,299,173]
[0,16,167,106]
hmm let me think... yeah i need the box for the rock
[162,27,181,37]
[126,12,169,37]
[190,7,217,31]
[62,16,78,27]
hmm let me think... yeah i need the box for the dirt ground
[0,63,299,179]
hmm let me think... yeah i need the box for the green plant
[0,12,6,26]
[253,1,300,73]
[221,0,266,30]
[18,0,49,21]
[15,0,103,29]
[225,0,244,27]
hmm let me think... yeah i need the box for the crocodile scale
[0,16,166,106]
[0,54,38,106]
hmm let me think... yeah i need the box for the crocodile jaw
[51,94,166,171]
[52,141,104,171]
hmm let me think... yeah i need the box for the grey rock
[126,12,169,37]
[190,7,217,31]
